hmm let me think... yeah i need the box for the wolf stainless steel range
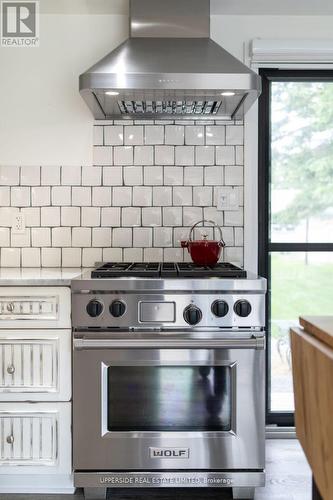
[72,263,266,500]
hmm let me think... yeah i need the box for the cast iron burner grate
[91,262,247,279]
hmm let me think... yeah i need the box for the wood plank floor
[0,440,311,500]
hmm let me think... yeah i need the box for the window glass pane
[269,251,333,412]
[108,366,231,431]
[270,81,333,243]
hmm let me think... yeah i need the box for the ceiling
[40,0,333,16]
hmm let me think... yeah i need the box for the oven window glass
[107,366,231,432]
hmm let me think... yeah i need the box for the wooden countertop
[300,316,333,350]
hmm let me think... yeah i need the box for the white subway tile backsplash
[0,187,10,206]
[175,146,194,165]
[133,227,152,247]
[82,247,102,267]
[103,247,123,262]
[185,126,204,145]
[92,186,112,206]
[1,248,20,267]
[104,125,123,145]
[72,227,91,247]
[144,166,163,185]
[20,166,40,186]
[153,186,172,206]
[114,146,133,165]
[226,125,243,145]
[153,227,172,247]
[61,207,80,226]
[0,166,19,185]
[224,246,243,265]
[134,146,154,165]
[52,186,71,206]
[11,229,30,247]
[112,228,132,247]
[93,146,113,165]
[183,207,203,226]
[41,166,60,186]
[145,125,164,145]
[165,125,184,145]
[173,186,192,206]
[31,227,51,247]
[163,207,182,226]
[103,166,123,186]
[11,187,30,207]
[122,207,141,227]
[193,186,212,206]
[124,166,143,186]
[4,122,244,267]
[72,187,91,206]
[52,227,71,247]
[225,166,243,186]
[142,207,161,226]
[93,126,104,146]
[124,126,144,145]
[81,207,100,227]
[61,166,81,186]
[143,248,163,262]
[62,248,81,267]
[184,166,203,186]
[101,207,121,227]
[164,166,183,186]
[155,146,174,165]
[216,146,235,165]
[82,166,102,186]
[204,166,224,186]
[195,146,214,165]
[21,248,40,267]
[133,186,152,206]
[206,126,225,145]
[92,228,111,247]
[0,228,10,246]
[123,247,143,262]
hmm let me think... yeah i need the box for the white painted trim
[251,38,333,64]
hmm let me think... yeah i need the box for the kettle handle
[188,219,225,246]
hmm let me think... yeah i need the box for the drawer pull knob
[7,365,15,375]
[6,302,14,313]
[6,435,14,445]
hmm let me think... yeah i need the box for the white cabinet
[0,286,73,494]
[0,329,71,401]
[0,403,72,493]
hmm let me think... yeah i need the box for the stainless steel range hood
[79,0,261,120]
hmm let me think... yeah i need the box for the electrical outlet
[12,213,25,234]
[217,189,239,211]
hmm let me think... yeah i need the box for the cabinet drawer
[0,330,71,401]
[0,287,70,329]
[0,403,71,473]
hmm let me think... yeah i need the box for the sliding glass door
[259,70,333,425]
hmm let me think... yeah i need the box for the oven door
[73,333,265,471]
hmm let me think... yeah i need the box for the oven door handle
[73,336,265,350]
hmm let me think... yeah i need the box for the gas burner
[91,262,247,279]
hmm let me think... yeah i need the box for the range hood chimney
[79,0,261,120]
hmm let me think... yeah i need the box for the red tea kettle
[181,219,225,266]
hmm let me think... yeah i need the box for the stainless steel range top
[72,262,266,332]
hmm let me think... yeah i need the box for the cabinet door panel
[0,330,71,401]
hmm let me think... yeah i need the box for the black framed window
[258,69,333,425]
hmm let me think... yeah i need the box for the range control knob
[109,300,126,318]
[234,300,252,317]
[86,299,103,318]
[211,300,229,318]
[183,305,202,326]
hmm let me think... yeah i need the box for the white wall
[1,7,333,166]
